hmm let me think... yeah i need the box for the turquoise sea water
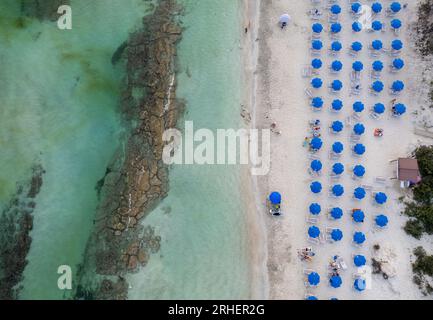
[128,0,251,300]
[0,0,251,299]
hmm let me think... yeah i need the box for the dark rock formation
[20,0,70,21]
[0,165,45,300]
[76,0,183,299]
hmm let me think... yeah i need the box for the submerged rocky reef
[20,0,70,21]
[0,165,45,300]
[76,0,183,299]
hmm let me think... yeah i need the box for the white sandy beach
[246,0,433,300]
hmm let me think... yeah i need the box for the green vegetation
[412,247,433,295]
[403,146,433,239]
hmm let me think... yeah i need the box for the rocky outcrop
[20,0,70,21]
[76,0,183,299]
[0,165,45,300]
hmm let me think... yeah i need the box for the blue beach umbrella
[354,187,366,200]
[332,184,344,197]
[269,192,281,204]
[352,209,365,222]
[354,143,366,155]
[353,232,366,244]
[308,226,321,239]
[372,60,384,71]
[332,142,344,154]
[354,278,366,291]
[331,4,342,15]
[312,23,323,33]
[311,97,324,109]
[351,41,363,52]
[352,2,362,13]
[352,61,364,72]
[332,163,344,175]
[372,20,383,31]
[353,101,365,113]
[393,58,405,70]
[394,103,406,115]
[330,207,343,220]
[312,40,323,50]
[331,120,344,133]
[310,137,323,150]
[372,40,383,50]
[312,58,323,69]
[310,181,323,194]
[391,19,402,29]
[392,39,403,50]
[375,192,388,204]
[353,123,365,135]
[331,23,342,33]
[331,80,343,91]
[374,103,385,114]
[311,78,323,89]
[332,99,343,111]
[354,255,367,267]
[331,229,343,242]
[352,21,363,32]
[330,275,343,288]
[310,138,323,151]
[376,214,389,227]
[390,2,402,13]
[310,159,323,172]
[372,2,383,13]
[353,165,366,177]
[309,203,321,215]
[372,81,384,93]
[331,41,342,52]
[331,60,343,72]
[306,295,318,300]
[308,272,321,285]
[392,80,405,92]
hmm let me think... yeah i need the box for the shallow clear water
[128,0,252,299]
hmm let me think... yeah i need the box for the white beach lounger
[302,67,313,78]
[375,176,387,184]
[305,88,314,98]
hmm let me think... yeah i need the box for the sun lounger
[302,66,313,78]
[375,176,387,184]
[390,49,401,57]
[305,88,314,98]
[362,184,373,192]
[306,216,319,224]
[370,70,381,80]
[304,268,314,275]
[308,237,320,245]
[351,112,361,121]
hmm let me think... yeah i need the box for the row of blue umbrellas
[306,274,367,291]
[371,80,405,93]
[310,160,366,175]
[308,204,388,226]
[310,138,367,155]
[311,39,403,52]
[314,60,375,72]
[328,101,387,114]
[308,226,367,244]
[352,2,402,14]
[310,182,387,203]
[313,20,402,34]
